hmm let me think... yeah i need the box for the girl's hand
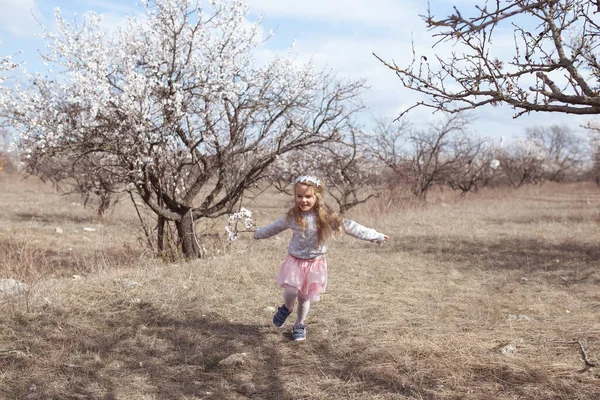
[379,235,388,246]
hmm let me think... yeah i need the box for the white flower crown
[294,175,321,187]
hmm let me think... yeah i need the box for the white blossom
[225,207,255,242]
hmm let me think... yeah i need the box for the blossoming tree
[0,0,364,258]
[0,47,19,85]
[0,58,17,85]
[269,126,379,214]
[0,48,20,173]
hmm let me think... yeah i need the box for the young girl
[254,175,388,341]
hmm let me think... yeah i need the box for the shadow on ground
[0,301,290,400]
[3,297,597,400]
[389,234,600,282]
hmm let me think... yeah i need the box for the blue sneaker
[292,325,306,341]
[272,305,291,328]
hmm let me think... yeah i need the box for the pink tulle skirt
[275,254,328,302]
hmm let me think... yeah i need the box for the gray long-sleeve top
[254,212,386,259]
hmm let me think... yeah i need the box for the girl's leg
[283,284,299,311]
[273,285,299,328]
[294,296,310,326]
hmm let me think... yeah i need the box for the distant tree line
[273,114,594,203]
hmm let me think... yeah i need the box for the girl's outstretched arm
[342,219,387,245]
[254,216,289,240]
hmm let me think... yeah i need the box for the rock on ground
[0,279,29,297]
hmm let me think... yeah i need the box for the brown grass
[0,173,599,399]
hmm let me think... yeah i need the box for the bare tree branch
[375,0,600,117]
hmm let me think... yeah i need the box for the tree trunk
[98,193,111,219]
[339,203,349,215]
[157,215,166,253]
[175,209,202,258]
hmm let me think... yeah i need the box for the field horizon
[1,172,599,399]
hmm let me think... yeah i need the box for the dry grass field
[1,173,599,400]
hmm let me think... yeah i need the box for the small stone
[115,278,139,288]
[264,306,276,314]
[507,314,531,321]
[239,382,256,396]
[55,227,63,234]
[0,279,29,297]
[500,344,517,355]
[219,353,248,367]
[83,227,96,232]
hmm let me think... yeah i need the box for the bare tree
[1,0,365,258]
[324,136,381,214]
[496,138,547,187]
[526,124,589,181]
[409,114,483,199]
[583,123,600,183]
[371,113,476,200]
[593,145,600,185]
[369,118,412,175]
[375,1,600,118]
[443,135,497,194]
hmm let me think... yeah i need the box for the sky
[0,0,595,143]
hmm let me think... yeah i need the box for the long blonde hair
[286,178,341,245]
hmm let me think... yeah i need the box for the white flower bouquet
[225,207,255,241]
